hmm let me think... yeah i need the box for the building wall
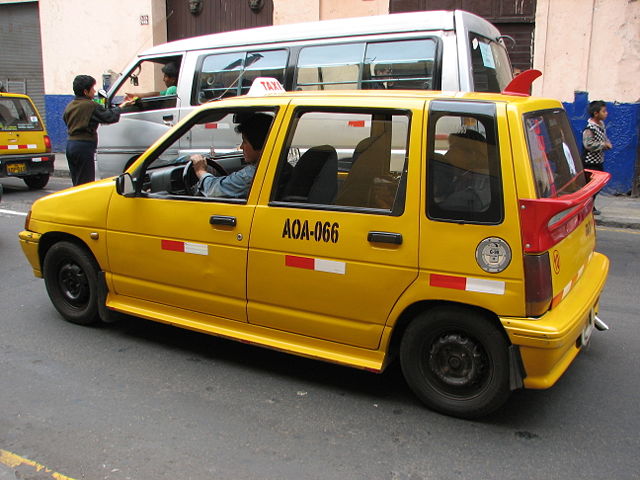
[38,0,166,150]
[533,0,640,103]
[273,0,387,24]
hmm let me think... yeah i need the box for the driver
[191,113,272,198]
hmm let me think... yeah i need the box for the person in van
[124,62,179,101]
[191,113,272,198]
[369,64,395,90]
[63,74,134,186]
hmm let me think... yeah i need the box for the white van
[97,10,513,178]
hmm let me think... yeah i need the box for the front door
[247,100,423,349]
[106,104,283,323]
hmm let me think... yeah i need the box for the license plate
[7,162,26,175]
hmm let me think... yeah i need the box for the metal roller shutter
[0,1,46,123]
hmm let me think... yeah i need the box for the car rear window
[524,109,586,198]
[0,97,43,131]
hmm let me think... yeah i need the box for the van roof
[201,88,561,109]
[142,10,500,56]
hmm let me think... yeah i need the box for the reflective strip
[430,273,505,295]
[551,259,588,308]
[466,277,505,295]
[0,144,37,150]
[161,239,208,256]
[184,242,208,255]
[285,255,346,275]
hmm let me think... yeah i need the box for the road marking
[0,449,77,480]
[0,208,27,216]
[597,226,640,235]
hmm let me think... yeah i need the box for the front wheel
[43,241,100,325]
[400,306,510,419]
[23,174,50,190]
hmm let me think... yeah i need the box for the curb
[595,219,640,230]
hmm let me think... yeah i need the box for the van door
[247,99,423,349]
[98,56,183,178]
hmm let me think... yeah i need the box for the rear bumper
[18,230,42,277]
[0,153,54,178]
[501,251,609,389]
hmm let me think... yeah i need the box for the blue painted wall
[564,91,640,195]
[45,94,73,152]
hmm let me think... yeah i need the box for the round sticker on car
[475,237,511,273]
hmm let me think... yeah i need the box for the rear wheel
[43,241,100,325]
[400,306,510,419]
[23,174,49,190]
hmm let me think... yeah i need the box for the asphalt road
[1,176,638,480]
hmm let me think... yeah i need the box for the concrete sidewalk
[51,153,640,230]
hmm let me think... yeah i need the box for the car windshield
[524,109,587,198]
[0,97,43,131]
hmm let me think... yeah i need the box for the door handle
[367,231,403,245]
[162,114,174,126]
[210,215,237,227]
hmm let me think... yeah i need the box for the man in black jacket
[63,75,133,185]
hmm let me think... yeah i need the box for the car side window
[427,111,503,224]
[136,108,277,203]
[271,109,410,215]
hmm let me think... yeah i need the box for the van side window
[469,36,512,93]
[271,109,409,215]
[194,50,288,103]
[363,38,438,90]
[295,43,364,91]
[427,112,503,224]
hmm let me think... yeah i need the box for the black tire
[23,174,50,190]
[43,241,100,325]
[400,306,511,419]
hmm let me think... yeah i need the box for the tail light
[524,252,552,317]
[44,135,52,153]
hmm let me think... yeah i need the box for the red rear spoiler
[519,170,610,253]
[502,69,542,96]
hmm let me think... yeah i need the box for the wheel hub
[428,333,487,388]
[58,262,89,306]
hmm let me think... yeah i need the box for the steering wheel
[182,155,228,196]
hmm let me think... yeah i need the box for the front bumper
[501,252,609,389]
[18,230,42,277]
[0,153,54,178]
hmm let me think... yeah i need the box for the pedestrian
[582,100,612,215]
[63,75,132,185]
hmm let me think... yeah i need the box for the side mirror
[115,173,136,197]
[98,89,108,99]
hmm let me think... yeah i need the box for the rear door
[247,97,423,349]
[518,107,597,309]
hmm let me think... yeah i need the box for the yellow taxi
[0,91,54,189]
[18,75,609,418]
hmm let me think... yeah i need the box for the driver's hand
[190,154,208,178]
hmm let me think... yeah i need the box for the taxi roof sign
[247,77,286,97]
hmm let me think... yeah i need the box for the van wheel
[24,174,49,190]
[43,241,100,325]
[400,306,510,419]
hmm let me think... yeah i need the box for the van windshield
[0,97,43,131]
[524,109,587,198]
[469,35,512,92]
